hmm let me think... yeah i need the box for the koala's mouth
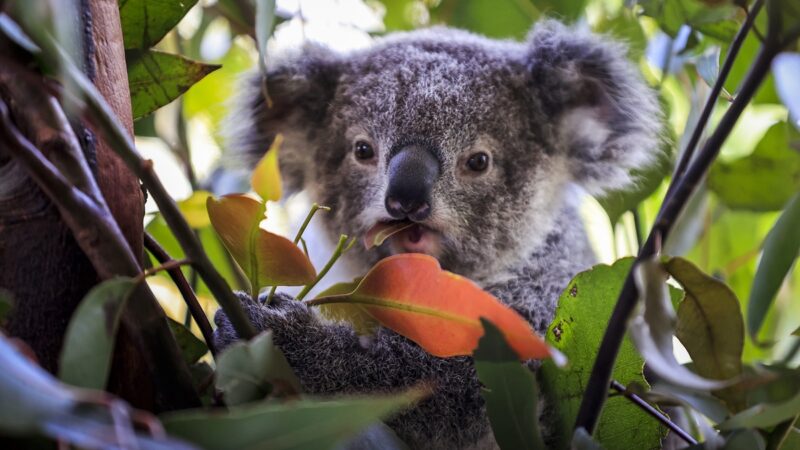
[365,220,442,257]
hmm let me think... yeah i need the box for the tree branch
[574,39,781,434]
[144,232,217,357]
[665,0,765,199]
[610,380,697,446]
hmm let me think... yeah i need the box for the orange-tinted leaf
[310,254,554,361]
[251,135,283,202]
[207,194,316,294]
[363,221,415,249]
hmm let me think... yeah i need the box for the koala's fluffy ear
[526,20,662,195]
[224,44,341,191]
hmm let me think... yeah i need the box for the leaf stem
[144,232,217,357]
[296,235,354,301]
[575,37,780,434]
[264,203,329,305]
[293,203,330,244]
[610,381,697,446]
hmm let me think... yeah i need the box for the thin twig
[144,233,218,357]
[140,259,191,279]
[665,0,765,203]
[575,37,780,434]
[610,381,697,446]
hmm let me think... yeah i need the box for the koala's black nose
[385,144,440,221]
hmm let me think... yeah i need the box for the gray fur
[216,20,660,449]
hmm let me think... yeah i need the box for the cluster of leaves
[1,0,800,449]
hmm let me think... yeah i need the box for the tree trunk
[0,0,155,410]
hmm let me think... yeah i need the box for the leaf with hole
[127,50,220,120]
[207,194,316,296]
[58,278,138,390]
[310,254,555,360]
[474,319,545,450]
[539,258,667,450]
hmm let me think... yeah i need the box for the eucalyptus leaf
[539,258,666,450]
[748,192,800,342]
[162,389,425,450]
[119,0,199,49]
[216,331,301,405]
[316,278,377,335]
[719,376,800,430]
[630,258,729,391]
[127,50,220,120]
[666,257,745,411]
[474,319,544,450]
[58,278,137,390]
[167,318,208,365]
[0,333,195,449]
[255,0,276,75]
[708,122,800,211]
[773,53,800,129]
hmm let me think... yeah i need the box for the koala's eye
[466,152,490,172]
[354,141,375,160]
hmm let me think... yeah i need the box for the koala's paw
[213,292,312,351]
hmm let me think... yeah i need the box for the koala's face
[229,22,660,281]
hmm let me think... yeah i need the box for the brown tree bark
[0,0,156,410]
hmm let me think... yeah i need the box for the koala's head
[227,20,661,281]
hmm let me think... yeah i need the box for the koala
[214,20,661,450]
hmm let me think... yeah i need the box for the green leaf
[0,334,195,449]
[216,331,301,406]
[430,0,539,39]
[315,278,377,335]
[638,0,740,40]
[723,429,767,450]
[723,29,780,104]
[127,50,220,120]
[773,53,800,130]
[251,135,283,202]
[167,318,208,365]
[748,192,800,343]
[178,191,213,229]
[630,258,728,391]
[161,389,425,450]
[119,0,199,49]
[255,0,276,75]
[539,258,666,450]
[58,278,137,390]
[708,122,800,211]
[720,385,800,430]
[665,257,746,411]
[474,319,545,450]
